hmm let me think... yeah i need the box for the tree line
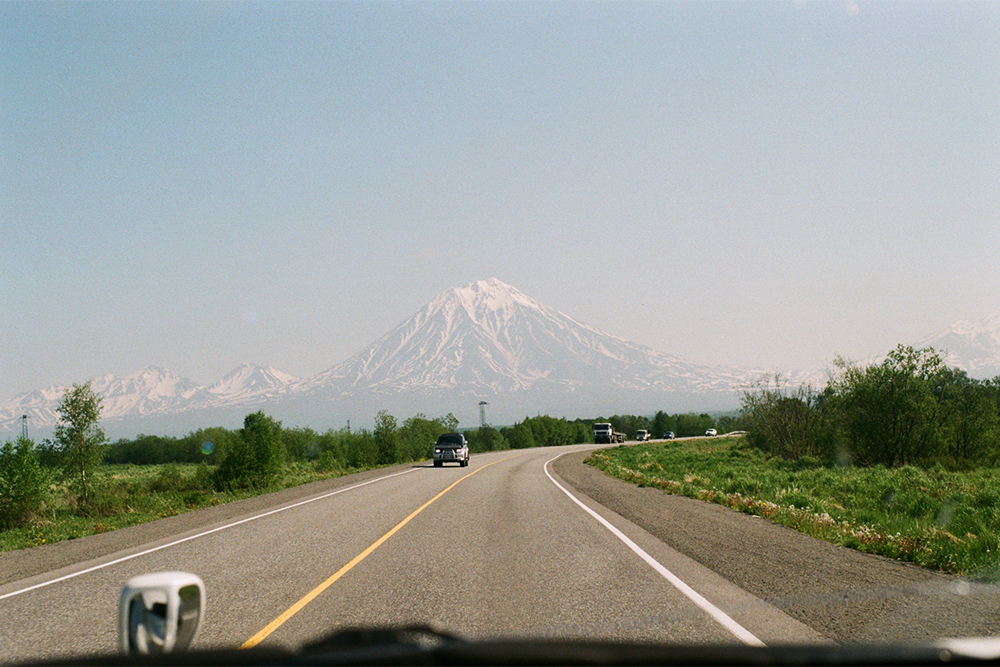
[1,380,726,530]
[740,345,1000,468]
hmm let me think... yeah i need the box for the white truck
[593,422,626,444]
[635,429,650,442]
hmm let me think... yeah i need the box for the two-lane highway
[1,446,827,662]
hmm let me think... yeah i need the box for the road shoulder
[552,448,1000,644]
[0,463,425,588]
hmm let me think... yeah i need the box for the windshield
[3,0,999,663]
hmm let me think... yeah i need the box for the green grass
[585,438,1000,581]
[0,460,390,553]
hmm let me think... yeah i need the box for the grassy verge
[0,461,389,553]
[585,437,1000,581]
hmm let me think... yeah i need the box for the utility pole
[478,401,488,429]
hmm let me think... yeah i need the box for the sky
[3,0,999,400]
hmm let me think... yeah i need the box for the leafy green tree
[834,346,947,467]
[316,427,377,471]
[0,436,49,529]
[374,410,399,465]
[440,413,459,433]
[651,411,672,438]
[675,413,715,437]
[934,368,1000,465]
[54,381,107,504]
[398,414,446,460]
[469,425,505,452]
[503,421,536,449]
[283,426,321,462]
[521,415,579,447]
[185,426,238,465]
[217,412,284,488]
[348,430,378,469]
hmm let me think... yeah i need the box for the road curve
[7,446,1000,662]
[2,444,998,663]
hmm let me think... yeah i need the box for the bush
[216,412,285,489]
[0,437,49,529]
[740,374,824,460]
[374,410,399,465]
[148,463,185,493]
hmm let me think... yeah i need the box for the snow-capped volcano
[4,283,997,439]
[0,279,812,437]
[915,311,1000,379]
[301,278,750,398]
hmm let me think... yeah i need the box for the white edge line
[544,450,765,647]
[0,467,420,601]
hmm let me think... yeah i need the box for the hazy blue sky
[4,0,999,399]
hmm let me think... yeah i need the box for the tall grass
[0,461,364,553]
[586,437,1000,581]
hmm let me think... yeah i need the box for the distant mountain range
[2,279,998,439]
[914,312,1000,380]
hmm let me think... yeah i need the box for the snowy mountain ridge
[3,280,997,438]
[209,363,299,405]
[915,311,1000,379]
[0,363,298,435]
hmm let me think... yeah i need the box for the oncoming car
[433,433,470,467]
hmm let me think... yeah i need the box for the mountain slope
[915,312,1000,379]
[300,278,751,398]
[208,364,299,405]
[0,364,297,437]
[15,279,927,437]
[90,366,205,419]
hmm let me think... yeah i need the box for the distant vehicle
[663,431,675,440]
[635,429,650,442]
[593,422,626,444]
[433,433,469,467]
[705,428,717,437]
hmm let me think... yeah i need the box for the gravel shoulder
[552,449,1000,644]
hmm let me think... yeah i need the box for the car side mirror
[119,572,205,655]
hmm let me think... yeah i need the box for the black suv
[433,433,469,467]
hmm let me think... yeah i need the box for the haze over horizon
[5,1,998,401]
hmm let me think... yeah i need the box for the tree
[374,410,399,465]
[651,411,672,439]
[0,436,49,529]
[54,381,107,505]
[834,346,947,467]
[504,421,536,449]
[217,412,284,488]
[470,425,504,452]
[740,374,822,459]
[934,368,1000,465]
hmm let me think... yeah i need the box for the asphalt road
[2,444,998,663]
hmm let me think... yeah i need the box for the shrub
[0,437,49,529]
[374,410,399,465]
[216,412,285,489]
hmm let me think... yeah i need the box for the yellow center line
[240,453,524,649]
